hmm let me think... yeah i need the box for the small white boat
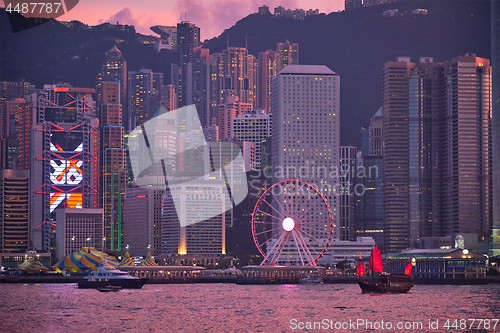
[299,275,323,284]
[78,261,147,289]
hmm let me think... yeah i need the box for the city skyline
[0,0,496,265]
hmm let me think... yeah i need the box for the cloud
[99,7,139,26]
[174,0,300,40]
[98,7,171,36]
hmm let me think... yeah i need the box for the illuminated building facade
[162,182,225,256]
[232,109,271,170]
[1,170,30,253]
[176,21,200,108]
[100,82,128,254]
[127,69,163,130]
[97,46,127,131]
[382,55,492,253]
[339,146,357,241]
[276,40,299,72]
[217,96,252,141]
[0,98,31,170]
[55,208,103,259]
[492,0,500,256]
[124,187,164,257]
[30,85,99,253]
[271,64,340,238]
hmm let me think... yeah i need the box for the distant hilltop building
[258,5,320,19]
[345,0,395,11]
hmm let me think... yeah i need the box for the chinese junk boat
[356,246,414,293]
[78,261,147,289]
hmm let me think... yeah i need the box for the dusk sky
[57,0,345,40]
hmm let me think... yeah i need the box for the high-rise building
[382,57,415,253]
[492,0,500,256]
[124,187,164,257]
[345,0,362,11]
[193,46,211,127]
[276,40,299,72]
[1,170,30,253]
[441,54,492,237]
[0,80,34,100]
[222,47,257,108]
[217,96,252,141]
[257,49,280,112]
[354,156,384,250]
[55,208,103,260]
[162,181,225,256]
[100,82,128,254]
[382,55,492,253]
[339,146,357,241]
[360,127,369,157]
[369,106,383,156]
[0,98,31,170]
[97,46,127,131]
[30,85,99,253]
[127,69,163,130]
[271,64,340,238]
[232,109,271,170]
[176,21,200,108]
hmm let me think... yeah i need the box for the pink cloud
[98,7,170,35]
[175,0,301,40]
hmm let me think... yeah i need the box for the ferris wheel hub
[282,217,295,232]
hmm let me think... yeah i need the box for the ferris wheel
[251,180,335,266]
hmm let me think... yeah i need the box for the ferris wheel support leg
[261,231,286,265]
[296,231,316,265]
[292,230,305,266]
[270,232,291,265]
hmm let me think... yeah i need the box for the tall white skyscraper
[271,64,340,239]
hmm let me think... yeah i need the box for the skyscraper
[176,21,200,108]
[162,181,225,256]
[441,54,492,237]
[124,187,164,257]
[97,46,127,131]
[222,47,256,108]
[276,40,299,72]
[492,0,500,256]
[382,55,492,253]
[217,95,252,141]
[30,85,99,253]
[382,57,415,253]
[100,82,128,254]
[127,69,163,130]
[232,109,272,170]
[1,169,30,253]
[369,106,383,156]
[272,64,340,237]
[339,146,357,241]
[257,49,280,112]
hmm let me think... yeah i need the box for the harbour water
[1,283,499,332]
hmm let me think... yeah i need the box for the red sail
[404,263,412,275]
[356,262,365,276]
[368,245,383,273]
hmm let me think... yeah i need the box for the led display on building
[49,133,84,213]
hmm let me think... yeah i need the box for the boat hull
[356,275,414,293]
[78,277,148,289]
